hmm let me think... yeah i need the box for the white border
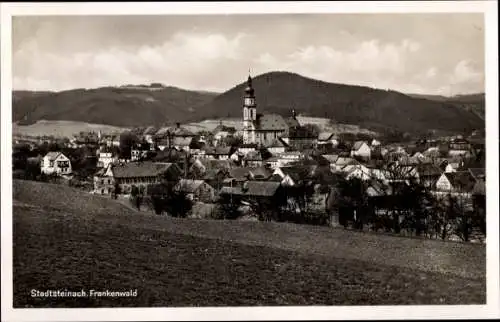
[1,1,499,321]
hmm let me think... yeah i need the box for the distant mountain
[407,93,485,120]
[13,73,484,134]
[12,85,218,127]
[193,71,484,134]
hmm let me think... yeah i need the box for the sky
[12,14,485,95]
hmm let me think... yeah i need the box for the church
[242,74,300,146]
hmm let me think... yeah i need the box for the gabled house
[174,179,216,203]
[317,132,339,148]
[435,171,476,193]
[331,156,357,172]
[272,166,312,187]
[93,164,115,195]
[267,138,288,155]
[342,163,372,181]
[350,141,371,160]
[41,152,72,176]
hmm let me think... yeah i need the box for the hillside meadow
[13,120,128,138]
[13,180,486,307]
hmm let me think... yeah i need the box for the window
[49,160,54,167]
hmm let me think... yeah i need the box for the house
[131,148,149,162]
[237,143,258,156]
[171,137,193,152]
[93,165,115,195]
[350,141,371,160]
[97,150,118,168]
[213,129,234,147]
[449,138,471,151]
[317,132,339,149]
[174,179,216,203]
[41,152,72,175]
[342,163,372,181]
[203,146,232,160]
[275,151,305,168]
[422,146,440,159]
[415,163,443,188]
[242,150,265,167]
[282,126,318,151]
[272,166,312,187]
[264,156,280,169]
[331,156,357,172]
[111,161,182,195]
[321,154,339,171]
[444,162,461,173]
[435,171,476,193]
[267,138,288,155]
[219,181,284,205]
[189,158,233,178]
[371,139,381,147]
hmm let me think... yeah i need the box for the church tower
[243,74,257,144]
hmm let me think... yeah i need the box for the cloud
[251,39,484,95]
[253,39,424,90]
[12,15,485,96]
[13,31,250,91]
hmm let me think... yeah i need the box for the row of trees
[331,177,485,242]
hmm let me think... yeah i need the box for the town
[13,74,486,243]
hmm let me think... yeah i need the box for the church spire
[245,72,254,96]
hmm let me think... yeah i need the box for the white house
[275,151,305,167]
[435,171,476,194]
[371,139,381,147]
[350,141,371,160]
[237,144,258,156]
[97,151,118,168]
[41,152,72,175]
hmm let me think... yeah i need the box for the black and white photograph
[1,1,499,321]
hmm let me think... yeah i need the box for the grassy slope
[13,180,485,307]
[13,120,129,138]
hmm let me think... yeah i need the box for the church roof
[254,114,292,131]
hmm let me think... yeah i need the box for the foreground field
[13,180,486,307]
